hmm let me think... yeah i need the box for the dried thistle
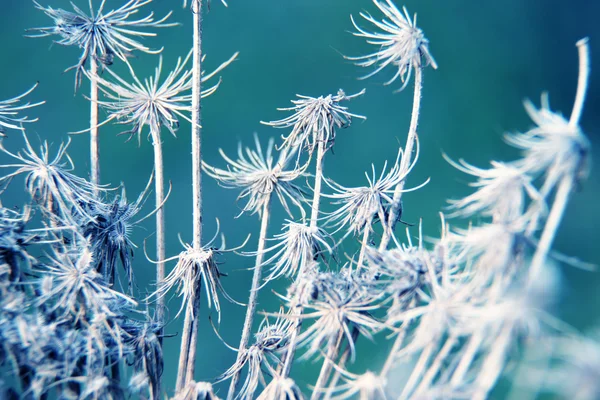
[30,0,176,88]
[262,89,365,158]
[348,0,437,91]
[203,135,306,218]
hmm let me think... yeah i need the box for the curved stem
[90,57,100,191]
[527,176,573,284]
[380,67,423,250]
[570,38,590,127]
[227,198,272,400]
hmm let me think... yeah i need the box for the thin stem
[312,331,344,400]
[281,138,327,378]
[89,57,100,191]
[380,67,423,250]
[152,129,166,341]
[415,334,457,395]
[175,301,194,392]
[399,341,434,400]
[323,327,360,400]
[310,138,326,229]
[380,310,412,378]
[186,299,201,385]
[527,176,573,284]
[450,330,483,386]
[227,198,273,400]
[472,323,514,400]
[191,0,204,250]
[356,218,373,271]
[570,38,590,127]
[183,1,205,386]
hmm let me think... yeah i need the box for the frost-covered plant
[0,1,595,400]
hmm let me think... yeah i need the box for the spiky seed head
[30,0,176,88]
[506,93,590,192]
[348,0,437,91]
[262,89,365,159]
[203,135,306,218]
[93,51,237,145]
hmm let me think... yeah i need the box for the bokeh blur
[1,0,599,396]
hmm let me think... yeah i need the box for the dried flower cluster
[0,1,595,400]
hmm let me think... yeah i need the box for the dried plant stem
[380,67,423,250]
[89,57,100,191]
[323,327,360,400]
[415,334,457,395]
[449,330,484,386]
[152,129,166,339]
[227,198,272,400]
[178,0,206,389]
[399,341,434,400]
[282,138,327,378]
[380,310,412,377]
[310,138,326,229]
[356,218,373,271]
[472,323,514,400]
[570,38,589,127]
[527,176,573,284]
[191,0,204,251]
[175,294,199,392]
[311,330,344,400]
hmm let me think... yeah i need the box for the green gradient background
[1,0,599,397]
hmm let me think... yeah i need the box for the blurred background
[1,0,599,396]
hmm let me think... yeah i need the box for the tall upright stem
[281,138,327,378]
[89,57,100,190]
[184,0,205,386]
[176,301,194,392]
[152,129,166,338]
[310,139,326,229]
[227,198,272,400]
[191,0,204,251]
[380,67,423,250]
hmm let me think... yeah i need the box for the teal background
[1,0,599,397]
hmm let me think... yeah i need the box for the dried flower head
[262,89,365,158]
[93,51,238,145]
[0,84,44,135]
[506,93,590,192]
[0,132,102,223]
[348,0,437,91]
[30,0,176,88]
[39,239,137,321]
[324,148,425,237]
[444,156,540,223]
[154,228,242,322]
[295,288,381,361]
[203,135,306,218]
[80,182,152,291]
[261,221,334,283]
